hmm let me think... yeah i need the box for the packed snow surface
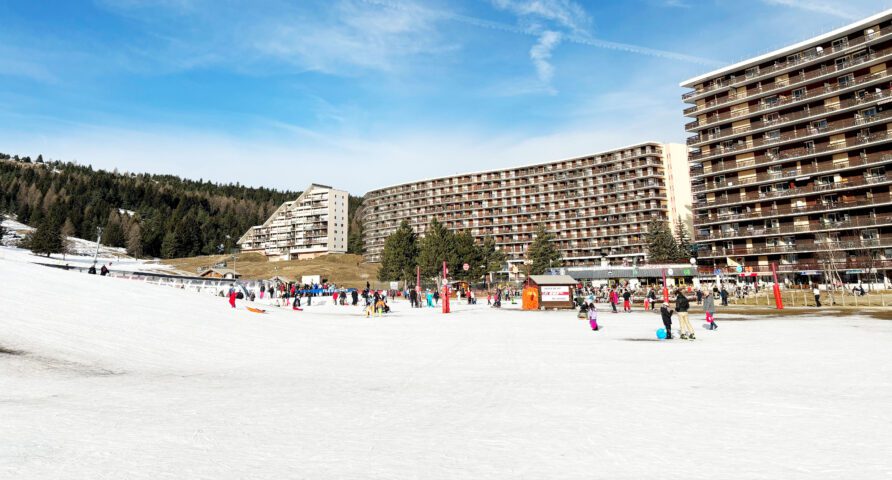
[1,258,890,479]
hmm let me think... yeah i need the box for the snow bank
[0,258,890,479]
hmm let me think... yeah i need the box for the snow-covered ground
[1,258,890,479]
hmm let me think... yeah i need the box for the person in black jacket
[100,264,109,276]
[675,290,694,340]
[88,264,97,275]
[659,303,674,339]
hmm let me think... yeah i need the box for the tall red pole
[662,268,670,303]
[442,261,450,314]
[771,262,784,310]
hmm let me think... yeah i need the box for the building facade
[361,142,691,269]
[237,184,349,261]
[681,10,892,283]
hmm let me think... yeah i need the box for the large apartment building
[237,184,349,261]
[361,142,691,269]
[681,9,892,282]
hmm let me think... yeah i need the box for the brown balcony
[682,25,891,103]
[685,44,892,117]
[697,172,890,208]
[693,152,892,192]
[696,192,892,225]
[701,235,892,258]
[688,89,892,146]
[685,68,892,132]
[703,214,892,241]
[691,108,892,162]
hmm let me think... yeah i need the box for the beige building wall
[663,143,692,234]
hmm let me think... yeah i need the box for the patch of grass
[163,252,380,288]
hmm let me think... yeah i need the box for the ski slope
[1,258,890,479]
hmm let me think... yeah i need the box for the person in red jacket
[228,286,237,309]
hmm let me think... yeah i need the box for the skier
[100,264,109,276]
[696,288,703,305]
[675,290,694,340]
[703,290,717,330]
[647,287,656,311]
[409,288,418,308]
[660,302,674,339]
[351,289,359,306]
[622,289,632,313]
[433,290,440,306]
[228,286,237,309]
[587,303,599,331]
[720,286,729,306]
[609,289,619,313]
[88,264,97,275]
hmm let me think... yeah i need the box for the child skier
[660,303,674,339]
[587,303,599,331]
[228,286,237,309]
[703,291,717,330]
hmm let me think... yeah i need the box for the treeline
[0,153,365,258]
[377,219,562,284]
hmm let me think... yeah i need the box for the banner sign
[540,286,571,302]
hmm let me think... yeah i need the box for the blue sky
[0,0,888,194]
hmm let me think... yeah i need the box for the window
[862,229,879,241]
[838,73,855,88]
[713,174,725,187]
[811,119,828,132]
[832,37,849,51]
[765,218,779,229]
[818,175,834,185]
[860,107,878,121]
[834,56,850,71]
[821,194,838,204]
[759,184,773,196]
[746,66,760,79]
[805,140,816,153]
[763,95,779,107]
[765,129,781,142]
[786,53,801,64]
[763,112,780,125]
[724,241,734,251]
[852,49,869,65]
[792,87,807,100]
[767,147,780,159]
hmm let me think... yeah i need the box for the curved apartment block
[361,142,691,269]
[681,9,892,281]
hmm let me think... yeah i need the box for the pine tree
[475,236,506,283]
[61,218,76,239]
[417,219,456,279]
[526,225,562,275]
[377,220,418,284]
[160,231,180,259]
[674,216,695,261]
[30,216,64,257]
[645,218,679,263]
[127,222,143,258]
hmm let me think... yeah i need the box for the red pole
[416,266,420,295]
[442,261,450,314]
[772,262,784,310]
[662,268,670,304]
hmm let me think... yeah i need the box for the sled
[246,307,267,314]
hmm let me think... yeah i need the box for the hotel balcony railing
[702,215,892,241]
[682,26,891,102]
[687,88,892,147]
[697,174,891,210]
[692,131,892,180]
[684,68,892,132]
[695,192,892,226]
[690,108,892,163]
[699,236,892,258]
[684,44,892,117]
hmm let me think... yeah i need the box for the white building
[237,184,349,261]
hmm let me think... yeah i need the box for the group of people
[87,263,110,276]
[579,286,721,340]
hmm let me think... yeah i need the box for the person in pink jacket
[587,303,599,331]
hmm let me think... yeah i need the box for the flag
[726,257,741,267]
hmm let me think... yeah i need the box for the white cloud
[490,0,591,34]
[530,30,561,89]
